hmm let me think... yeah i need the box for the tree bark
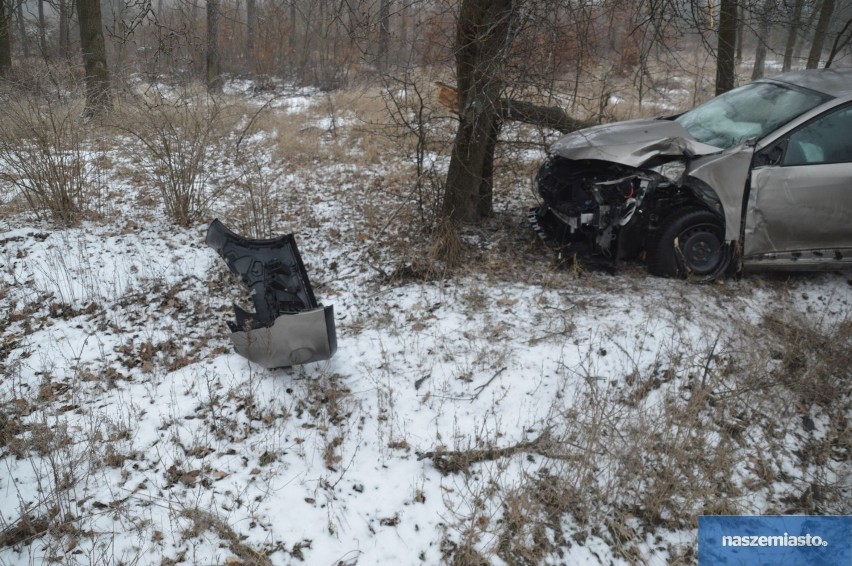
[37,0,46,55]
[807,0,835,68]
[752,0,774,79]
[16,0,27,58]
[289,0,296,52]
[783,0,805,71]
[435,82,593,134]
[442,0,517,223]
[76,0,112,115]
[0,0,11,75]
[500,98,593,133]
[735,3,744,64]
[246,0,256,72]
[59,0,71,59]
[378,0,390,70]
[207,0,222,93]
[715,0,738,95]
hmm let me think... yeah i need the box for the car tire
[647,207,731,281]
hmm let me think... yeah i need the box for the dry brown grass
[435,300,851,564]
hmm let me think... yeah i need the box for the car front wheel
[647,208,731,281]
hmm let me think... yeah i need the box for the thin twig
[471,366,507,401]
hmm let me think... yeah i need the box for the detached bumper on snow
[206,219,337,368]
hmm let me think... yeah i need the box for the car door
[744,104,852,266]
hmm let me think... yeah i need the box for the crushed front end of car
[206,219,337,368]
[529,117,748,279]
[530,156,669,262]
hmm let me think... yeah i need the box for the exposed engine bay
[530,156,693,264]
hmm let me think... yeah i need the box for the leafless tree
[378,0,390,70]
[0,0,10,74]
[752,0,775,79]
[825,15,852,66]
[76,0,112,115]
[37,0,46,55]
[716,0,738,94]
[246,0,256,71]
[807,0,836,67]
[16,0,27,58]
[207,0,222,92]
[58,0,72,59]
[782,0,805,71]
[442,0,519,222]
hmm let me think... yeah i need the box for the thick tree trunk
[0,0,11,75]
[76,0,112,115]
[207,0,222,93]
[442,0,517,223]
[716,0,738,95]
[807,0,835,68]
[783,0,805,71]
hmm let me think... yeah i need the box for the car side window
[784,106,852,166]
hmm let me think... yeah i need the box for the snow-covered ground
[0,80,850,566]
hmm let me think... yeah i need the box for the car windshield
[675,82,830,149]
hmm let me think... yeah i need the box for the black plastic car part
[206,219,337,368]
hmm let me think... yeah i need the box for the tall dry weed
[0,87,102,225]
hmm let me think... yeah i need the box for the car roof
[763,68,852,97]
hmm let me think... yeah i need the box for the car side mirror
[755,140,786,167]
[768,141,787,165]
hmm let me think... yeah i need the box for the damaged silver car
[530,69,852,280]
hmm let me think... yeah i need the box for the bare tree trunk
[246,0,256,71]
[16,0,27,58]
[807,0,835,68]
[207,0,222,92]
[289,0,296,52]
[59,0,71,59]
[735,3,744,63]
[783,0,805,71]
[378,0,390,70]
[716,0,737,95]
[442,0,517,223]
[751,32,771,80]
[37,0,46,55]
[0,0,11,75]
[76,0,112,115]
[752,0,774,79]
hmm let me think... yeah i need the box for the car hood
[550,118,724,167]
